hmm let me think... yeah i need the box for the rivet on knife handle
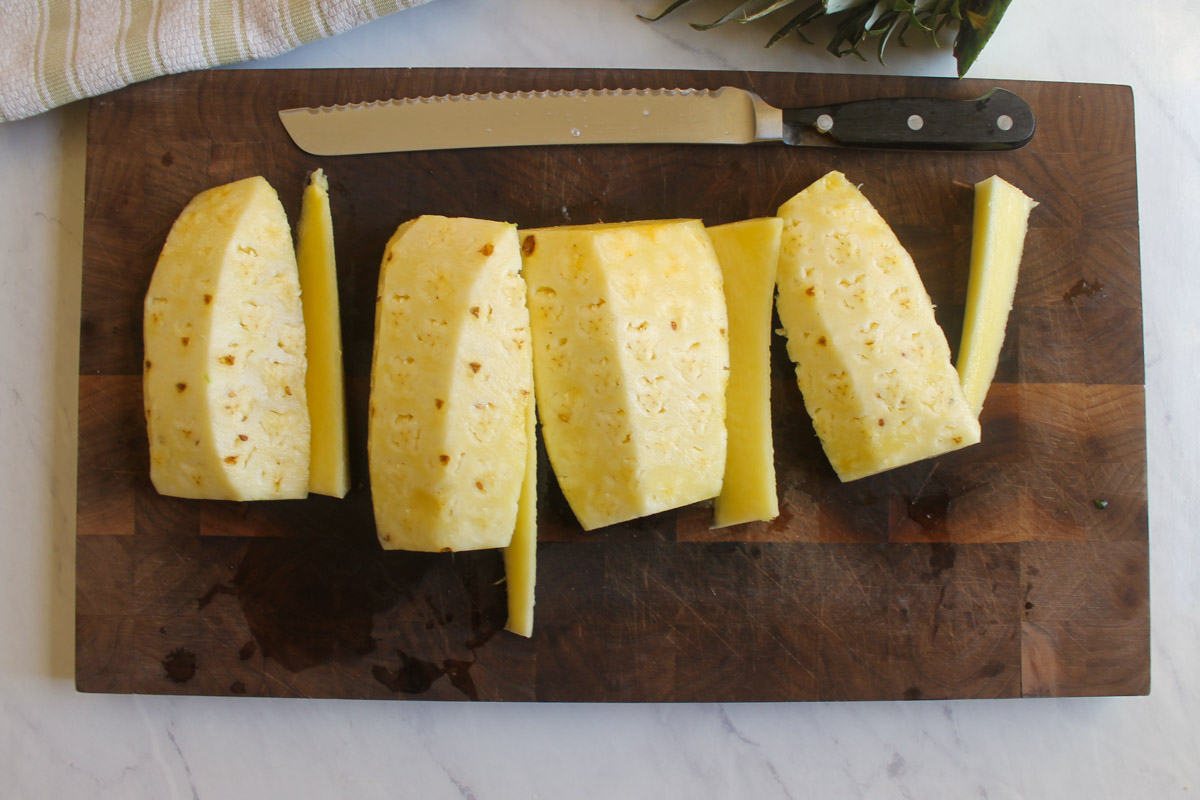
[783,89,1035,151]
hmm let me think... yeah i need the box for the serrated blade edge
[278,86,772,155]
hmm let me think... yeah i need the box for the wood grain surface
[76,68,1148,701]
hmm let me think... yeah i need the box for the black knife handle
[782,88,1035,151]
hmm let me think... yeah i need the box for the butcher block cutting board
[76,68,1148,702]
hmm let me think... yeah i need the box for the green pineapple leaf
[636,0,697,23]
[823,0,874,12]
[766,3,828,47]
[638,0,1013,75]
[691,0,800,31]
[953,0,1014,76]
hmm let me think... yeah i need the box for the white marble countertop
[2,0,1197,796]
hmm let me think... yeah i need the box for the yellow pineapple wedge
[521,219,729,531]
[957,175,1038,417]
[369,215,533,552]
[143,176,310,500]
[295,169,350,497]
[707,217,782,528]
[503,391,538,637]
[776,171,979,482]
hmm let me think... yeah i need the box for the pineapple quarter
[521,219,729,531]
[143,175,310,500]
[958,175,1038,417]
[775,171,980,482]
[296,168,350,498]
[369,215,533,552]
[707,217,782,528]
[503,391,538,638]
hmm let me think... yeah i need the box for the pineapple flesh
[775,171,980,482]
[503,390,538,637]
[958,175,1037,417]
[295,168,351,497]
[521,219,729,530]
[369,215,533,552]
[707,217,782,528]
[143,176,310,500]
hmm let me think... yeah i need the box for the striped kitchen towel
[0,0,433,122]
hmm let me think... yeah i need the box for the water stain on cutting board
[195,534,507,699]
[161,648,197,683]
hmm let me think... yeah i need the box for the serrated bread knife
[278,86,1034,155]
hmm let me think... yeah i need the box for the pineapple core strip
[776,171,980,482]
[521,219,729,531]
[369,215,533,552]
[144,176,310,500]
[957,176,1038,417]
[503,391,538,637]
[708,218,782,528]
[296,169,350,497]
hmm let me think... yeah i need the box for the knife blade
[278,86,1034,156]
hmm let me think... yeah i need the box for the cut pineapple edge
[775,171,980,482]
[520,219,730,531]
[957,175,1038,418]
[141,169,1033,634]
[296,168,351,498]
[143,175,311,501]
[368,215,534,553]
[503,390,538,638]
[707,217,782,528]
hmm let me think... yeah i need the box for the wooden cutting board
[76,68,1147,701]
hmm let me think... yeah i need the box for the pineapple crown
[639,0,1015,77]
